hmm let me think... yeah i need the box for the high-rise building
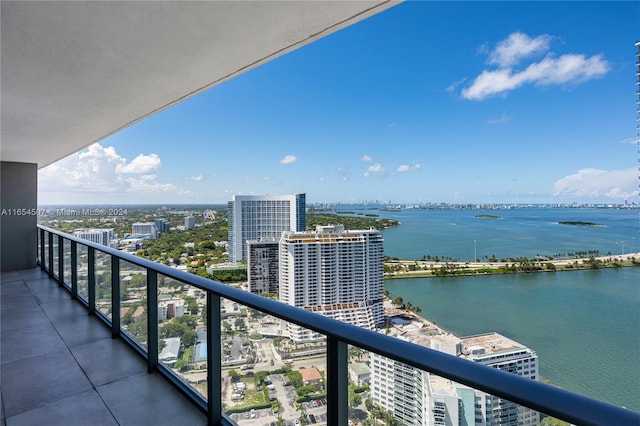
[227,193,305,262]
[155,218,170,233]
[247,239,280,294]
[370,332,539,426]
[73,228,115,247]
[279,224,384,342]
[459,333,540,426]
[185,216,195,230]
[131,222,158,239]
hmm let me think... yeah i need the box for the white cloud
[115,153,161,174]
[280,155,297,165]
[189,174,204,182]
[487,113,511,125]
[39,144,125,192]
[38,143,186,198]
[461,32,609,101]
[126,176,181,193]
[446,77,467,93]
[552,168,638,199]
[396,163,421,173]
[361,154,373,162]
[364,163,385,177]
[488,32,551,68]
[618,136,639,145]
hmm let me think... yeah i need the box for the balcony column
[327,336,348,425]
[0,161,37,271]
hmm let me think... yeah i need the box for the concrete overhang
[1,1,399,168]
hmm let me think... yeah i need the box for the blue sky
[39,1,639,205]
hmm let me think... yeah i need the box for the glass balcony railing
[36,225,639,426]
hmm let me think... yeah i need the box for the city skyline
[38,2,639,205]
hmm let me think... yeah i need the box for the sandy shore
[385,252,640,278]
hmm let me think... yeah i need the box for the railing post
[327,337,349,425]
[39,228,45,268]
[147,269,158,373]
[207,291,222,425]
[47,231,54,276]
[57,235,64,286]
[111,257,120,338]
[70,240,78,299]
[88,247,96,315]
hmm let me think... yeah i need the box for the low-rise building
[159,337,181,365]
[349,362,370,386]
[300,367,324,390]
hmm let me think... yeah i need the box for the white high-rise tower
[227,193,305,262]
[279,224,384,342]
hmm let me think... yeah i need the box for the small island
[476,214,501,219]
[558,221,601,227]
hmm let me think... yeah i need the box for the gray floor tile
[40,298,88,323]
[0,303,49,332]
[71,337,147,386]
[53,314,111,347]
[25,279,70,304]
[1,349,93,417]
[1,293,40,311]
[0,271,22,281]
[5,389,117,426]
[2,268,207,424]
[0,279,30,297]
[0,322,67,365]
[97,372,206,426]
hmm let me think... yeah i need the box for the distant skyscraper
[227,193,305,262]
[155,218,170,233]
[73,228,114,247]
[185,216,195,230]
[247,239,280,294]
[132,222,158,239]
[370,332,539,426]
[279,224,384,342]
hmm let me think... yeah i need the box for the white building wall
[227,193,305,262]
[132,222,158,239]
[279,225,384,342]
[73,228,114,246]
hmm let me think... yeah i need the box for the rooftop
[300,367,323,383]
[461,332,528,355]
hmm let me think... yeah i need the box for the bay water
[338,207,639,411]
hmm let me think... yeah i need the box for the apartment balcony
[1,267,207,426]
[1,225,638,426]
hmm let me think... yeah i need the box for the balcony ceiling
[1,1,397,168]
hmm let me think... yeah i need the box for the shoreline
[384,252,640,279]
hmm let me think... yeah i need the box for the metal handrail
[37,225,640,426]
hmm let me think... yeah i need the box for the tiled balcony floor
[1,268,207,426]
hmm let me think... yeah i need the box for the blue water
[337,207,639,411]
[377,207,638,261]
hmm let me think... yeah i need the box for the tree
[349,389,362,408]
[286,370,303,388]
[234,318,246,330]
[349,346,364,362]
[223,320,233,336]
[174,314,197,329]
[228,369,240,381]
[365,398,376,412]
[391,296,403,307]
[539,417,569,426]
